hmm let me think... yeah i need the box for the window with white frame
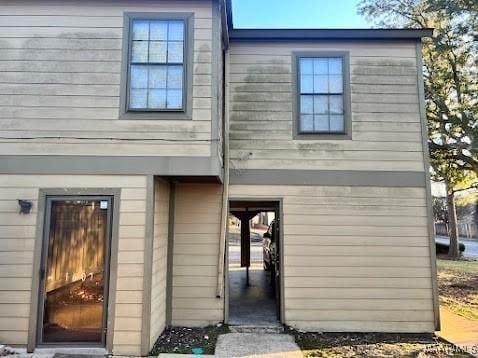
[298,56,345,133]
[128,19,185,111]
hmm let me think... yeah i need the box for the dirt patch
[150,325,230,355]
[285,329,471,357]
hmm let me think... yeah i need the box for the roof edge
[229,28,434,40]
[225,0,233,29]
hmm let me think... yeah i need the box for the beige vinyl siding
[149,178,170,348]
[0,0,214,157]
[171,183,223,326]
[0,174,148,356]
[229,184,435,332]
[228,41,425,171]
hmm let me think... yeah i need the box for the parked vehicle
[263,220,278,271]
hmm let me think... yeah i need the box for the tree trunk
[446,189,460,259]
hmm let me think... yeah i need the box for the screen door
[38,197,112,345]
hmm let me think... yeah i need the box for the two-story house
[0,0,437,356]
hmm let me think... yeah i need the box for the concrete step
[33,349,107,355]
[215,333,303,357]
[229,324,284,334]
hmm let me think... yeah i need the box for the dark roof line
[225,0,233,29]
[228,28,434,40]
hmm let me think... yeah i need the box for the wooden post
[240,217,251,269]
[231,208,259,287]
[240,212,251,286]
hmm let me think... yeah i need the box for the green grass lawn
[437,259,478,274]
[437,258,478,321]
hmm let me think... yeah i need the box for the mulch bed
[150,324,230,355]
[150,325,470,357]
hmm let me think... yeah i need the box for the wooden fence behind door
[46,201,106,292]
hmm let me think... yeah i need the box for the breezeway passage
[227,201,281,327]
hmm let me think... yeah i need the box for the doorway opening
[37,196,113,346]
[227,200,281,326]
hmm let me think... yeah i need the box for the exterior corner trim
[165,182,176,326]
[416,41,440,331]
[141,175,156,355]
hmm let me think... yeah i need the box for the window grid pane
[299,57,345,133]
[129,19,185,110]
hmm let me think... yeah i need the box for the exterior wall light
[18,200,33,214]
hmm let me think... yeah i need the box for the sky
[230,0,372,29]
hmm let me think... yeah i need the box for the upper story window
[129,19,185,110]
[120,13,193,120]
[300,57,344,132]
[294,52,351,139]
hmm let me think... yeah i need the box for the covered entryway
[227,200,282,326]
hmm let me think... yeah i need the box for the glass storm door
[38,197,112,345]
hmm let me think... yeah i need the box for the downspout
[216,48,230,298]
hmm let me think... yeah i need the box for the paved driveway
[436,236,478,259]
[229,236,478,262]
[229,245,263,265]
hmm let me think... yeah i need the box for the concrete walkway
[228,267,278,326]
[215,333,303,358]
[438,307,478,356]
